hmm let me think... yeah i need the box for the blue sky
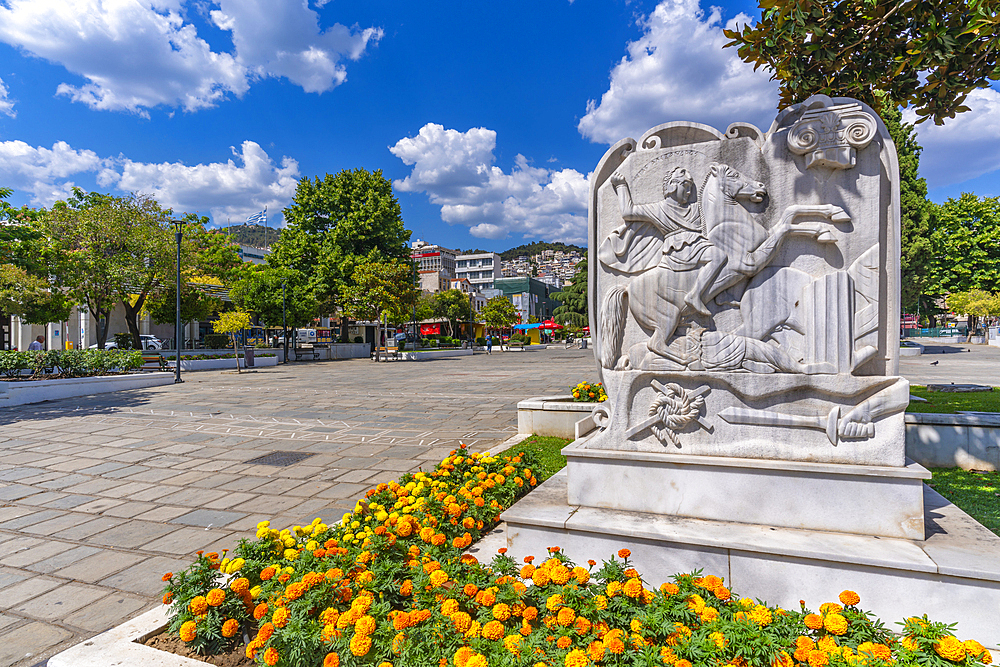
[0,0,998,252]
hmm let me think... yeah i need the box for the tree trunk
[340,315,350,343]
[374,316,381,362]
[92,305,111,349]
[122,292,148,350]
[968,315,978,343]
[232,333,241,373]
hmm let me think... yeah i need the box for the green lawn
[510,435,571,483]
[907,386,1000,414]
[927,468,1000,536]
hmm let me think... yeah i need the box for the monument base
[565,441,929,540]
[502,470,1000,650]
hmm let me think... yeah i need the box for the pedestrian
[486,335,492,355]
[28,335,44,351]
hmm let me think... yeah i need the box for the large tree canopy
[551,258,588,327]
[270,169,412,340]
[724,0,1000,124]
[928,193,1000,298]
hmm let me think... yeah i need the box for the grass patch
[927,468,1000,536]
[509,434,571,482]
[907,385,1000,413]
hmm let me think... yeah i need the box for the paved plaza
[0,342,996,666]
[0,348,594,666]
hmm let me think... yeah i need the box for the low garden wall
[166,356,278,371]
[0,372,175,407]
[905,412,1000,471]
[518,395,600,439]
[399,348,473,361]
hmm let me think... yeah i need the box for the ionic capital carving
[787,102,877,170]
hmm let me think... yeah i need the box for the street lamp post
[282,281,288,364]
[171,219,186,384]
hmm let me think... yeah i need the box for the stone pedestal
[565,441,928,539]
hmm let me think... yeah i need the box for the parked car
[89,335,163,350]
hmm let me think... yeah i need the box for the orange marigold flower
[660,582,680,596]
[350,633,373,657]
[532,569,551,587]
[606,581,622,598]
[546,593,565,611]
[523,606,538,621]
[188,596,208,615]
[557,636,573,649]
[430,570,449,587]
[179,620,197,642]
[839,590,860,606]
[588,640,606,662]
[807,650,829,667]
[493,603,512,621]
[482,620,505,640]
[964,641,990,663]
[701,606,720,623]
[454,646,475,667]
[263,647,279,666]
[772,652,792,667]
[824,614,848,636]
[230,577,250,594]
[254,603,268,620]
[324,652,340,667]
[804,613,824,630]
[258,622,275,642]
[676,660,693,667]
[618,548,631,559]
[557,607,577,626]
[452,611,472,633]
[356,615,376,637]
[605,628,626,654]
[817,637,839,653]
[819,602,843,614]
[935,636,967,662]
[286,582,307,600]
[571,566,590,585]
[161,572,172,581]
[623,577,643,599]
[273,606,291,628]
[221,618,239,638]
[466,656,488,667]
[478,589,496,606]
[441,598,460,616]
[504,634,523,655]
[162,592,172,605]
[551,565,572,585]
[400,579,413,596]
[750,605,773,626]
[565,648,588,667]
[260,566,275,581]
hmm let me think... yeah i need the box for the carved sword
[718,405,846,445]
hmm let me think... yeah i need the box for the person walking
[486,335,493,355]
[28,335,44,350]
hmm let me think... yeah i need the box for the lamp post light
[171,219,186,384]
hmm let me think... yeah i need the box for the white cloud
[0,77,16,117]
[0,137,299,220]
[904,88,1000,189]
[110,140,300,221]
[0,140,105,205]
[578,0,778,144]
[0,0,380,115]
[390,123,590,242]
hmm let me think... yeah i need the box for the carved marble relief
[586,96,908,465]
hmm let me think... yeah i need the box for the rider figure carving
[607,167,727,317]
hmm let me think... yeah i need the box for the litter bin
[580,338,588,349]
[244,347,255,367]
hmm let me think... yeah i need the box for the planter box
[906,412,1000,471]
[0,372,175,407]
[517,395,602,439]
[166,356,278,371]
[330,343,370,359]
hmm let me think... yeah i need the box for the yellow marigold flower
[739,597,754,609]
[687,593,706,613]
[965,641,990,663]
[772,651,793,667]
[839,590,861,606]
[482,620,505,640]
[901,637,919,652]
[546,594,565,611]
[623,577,643,599]
[273,606,291,628]
[565,648,589,667]
[188,596,208,615]
[820,602,843,614]
[454,646,475,667]
[551,565,572,585]
[935,636,967,662]
[804,613,824,630]
[701,606,720,623]
[606,581,622,597]
[504,634,523,655]
[818,636,839,653]
[709,631,726,650]
[356,615,376,637]
[179,620,197,642]
[661,582,680,596]
[571,566,589,584]
[441,598,460,616]
[466,655,488,667]
[750,605,773,626]
[493,603,512,621]
[221,618,239,638]
[557,607,577,626]
[349,633,373,657]
[824,614,848,636]
[595,595,608,610]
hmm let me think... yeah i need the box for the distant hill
[499,242,585,260]
[209,223,281,248]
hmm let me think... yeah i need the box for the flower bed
[0,349,144,380]
[156,447,993,667]
[571,381,607,402]
[164,354,277,361]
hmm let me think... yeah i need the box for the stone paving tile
[0,350,595,665]
[0,620,72,667]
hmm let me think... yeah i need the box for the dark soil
[142,631,254,667]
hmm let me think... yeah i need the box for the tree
[228,266,319,328]
[724,0,1000,124]
[213,311,252,373]
[341,259,418,361]
[433,289,475,339]
[0,263,73,326]
[481,296,518,339]
[270,169,413,341]
[927,194,1000,301]
[551,258,588,327]
[946,289,1000,342]
[879,106,934,316]
[145,283,222,328]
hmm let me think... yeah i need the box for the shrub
[0,350,143,379]
[113,332,135,350]
[204,333,230,349]
[353,336,363,344]
[476,337,487,347]
[0,351,29,378]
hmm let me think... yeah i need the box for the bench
[142,353,166,371]
[372,345,399,360]
[294,346,320,361]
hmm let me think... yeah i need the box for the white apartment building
[455,252,501,290]
[411,240,459,279]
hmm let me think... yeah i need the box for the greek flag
[246,209,266,225]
